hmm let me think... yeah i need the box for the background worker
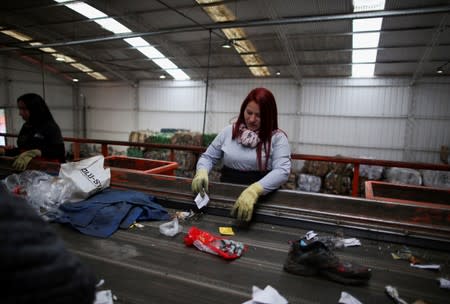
[0,93,66,170]
[192,87,291,222]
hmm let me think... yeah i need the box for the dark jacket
[7,120,66,162]
[0,191,96,304]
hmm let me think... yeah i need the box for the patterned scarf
[237,123,260,148]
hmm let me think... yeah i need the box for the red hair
[232,88,280,170]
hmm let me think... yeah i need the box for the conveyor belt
[1,157,450,303]
[51,214,450,304]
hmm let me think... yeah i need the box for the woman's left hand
[231,182,264,222]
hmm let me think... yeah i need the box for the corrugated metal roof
[0,0,449,83]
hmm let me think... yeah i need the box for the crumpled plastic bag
[3,170,77,214]
[159,218,183,237]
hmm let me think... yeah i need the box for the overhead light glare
[436,62,449,74]
[352,49,377,63]
[136,46,164,59]
[87,72,108,80]
[352,32,380,48]
[353,18,382,32]
[124,37,150,47]
[1,30,32,41]
[249,66,270,77]
[153,58,177,70]
[165,69,190,81]
[275,71,281,76]
[352,64,375,77]
[353,0,385,12]
[221,41,232,48]
[29,42,57,53]
[159,75,166,79]
[72,78,79,82]
[95,18,131,34]
[71,62,93,72]
[64,2,106,19]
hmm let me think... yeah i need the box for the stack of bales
[143,131,173,160]
[298,160,329,193]
[358,164,384,196]
[128,130,153,158]
[171,132,202,178]
[323,162,353,195]
[299,159,353,195]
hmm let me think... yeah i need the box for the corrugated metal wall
[1,56,449,163]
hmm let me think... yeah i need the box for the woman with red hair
[192,88,291,222]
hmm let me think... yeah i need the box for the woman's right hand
[191,168,209,197]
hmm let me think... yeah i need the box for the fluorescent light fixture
[71,62,93,72]
[124,37,149,47]
[159,75,166,79]
[165,69,190,81]
[64,2,106,19]
[352,64,375,77]
[87,72,108,80]
[95,18,131,34]
[353,18,382,32]
[352,49,377,63]
[221,41,232,48]
[1,30,32,41]
[72,78,79,82]
[153,58,177,70]
[353,0,385,12]
[275,71,281,76]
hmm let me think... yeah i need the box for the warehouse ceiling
[0,0,449,84]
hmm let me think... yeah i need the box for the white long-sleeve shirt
[197,125,291,194]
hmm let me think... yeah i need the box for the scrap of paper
[194,192,209,209]
[338,291,362,304]
[242,285,288,304]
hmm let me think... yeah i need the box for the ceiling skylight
[55,0,190,80]
[196,0,270,77]
[95,18,131,34]
[351,0,385,77]
[0,27,106,81]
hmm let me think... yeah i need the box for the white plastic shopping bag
[59,155,111,202]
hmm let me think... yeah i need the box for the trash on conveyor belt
[242,285,287,304]
[338,291,363,304]
[283,232,372,285]
[184,226,246,259]
[385,285,408,304]
[159,218,183,237]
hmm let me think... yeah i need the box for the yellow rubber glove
[231,182,264,222]
[191,168,209,197]
[12,149,41,171]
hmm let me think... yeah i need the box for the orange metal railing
[1,132,449,197]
